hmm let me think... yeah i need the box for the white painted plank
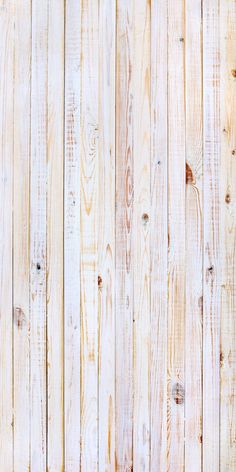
[13,0,31,469]
[185,0,203,470]
[167,0,186,469]
[220,0,236,469]
[150,0,168,469]
[64,0,81,470]
[115,1,134,469]
[0,1,14,469]
[47,0,64,470]
[203,1,220,470]
[30,0,48,468]
[98,0,116,470]
[80,0,99,469]
[132,1,151,470]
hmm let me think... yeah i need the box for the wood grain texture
[0,1,235,470]
[203,1,221,470]
[13,0,31,469]
[64,0,81,470]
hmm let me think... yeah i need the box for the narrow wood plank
[80,0,99,469]
[132,1,151,470]
[47,0,64,470]
[98,0,116,470]
[202,1,220,470]
[30,0,48,468]
[150,0,168,469]
[185,1,203,470]
[13,0,31,469]
[167,0,186,469]
[64,0,81,470]
[115,1,134,469]
[0,1,14,469]
[220,1,236,469]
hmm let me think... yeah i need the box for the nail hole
[208,266,214,273]
[36,263,41,271]
[232,149,236,155]
[142,213,149,224]
[179,37,184,42]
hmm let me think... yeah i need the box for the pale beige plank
[47,0,64,470]
[30,0,48,468]
[150,0,168,469]
[0,1,14,469]
[220,1,236,470]
[185,1,203,470]
[98,0,116,470]
[80,0,99,469]
[13,0,31,469]
[203,1,220,470]
[167,0,186,469]
[64,0,81,470]
[132,1,151,470]
[115,1,134,469]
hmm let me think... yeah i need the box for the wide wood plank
[30,0,48,468]
[185,1,203,470]
[47,0,64,470]
[13,0,31,469]
[0,2,14,469]
[64,0,81,470]
[98,1,116,470]
[220,0,236,470]
[150,0,168,469]
[115,1,134,469]
[80,0,99,469]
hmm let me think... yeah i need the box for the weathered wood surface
[0,0,235,470]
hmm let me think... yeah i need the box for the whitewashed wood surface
[0,0,235,470]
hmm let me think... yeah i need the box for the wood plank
[0,1,14,469]
[115,1,134,469]
[98,0,116,470]
[47,0,64,470]
[30,0,48,468]
[80,0,99,469]
[202,1,220,470]
[150,0,168,469]
[64,0,81,470]
[185,1,203,470]
[13,0,31,469]
[220,0,236,469]
[132,1,151,470]
[167,0,186,469]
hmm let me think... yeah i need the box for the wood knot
[231,69,236,78]
[179,37,184,42]
[14,307,26,329]
[142,213,149,224]
[199,434,202,444]
[172,382,185,405]
[98,275,102,289]
[186,162,195,184]
[225,193,231,204]
[232,149,236,156]
[220,351,224,367]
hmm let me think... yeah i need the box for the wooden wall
[0,0,235,470]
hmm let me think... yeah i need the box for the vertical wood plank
[220,0,236,469]
[98,0,116,470]
[0,1,14,469]
[30,0,48,468]
[13,0,31,469]
[64,0,81,470]
[115,1,134,469]
[203,1,220,470]
[80,0,99,469]
[47,0,64,470]
[150,0,168,469]
[185,1,203,470]
[132,1,151,470]
[167,0,186,469]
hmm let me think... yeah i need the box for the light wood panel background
[0,0,235,470]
